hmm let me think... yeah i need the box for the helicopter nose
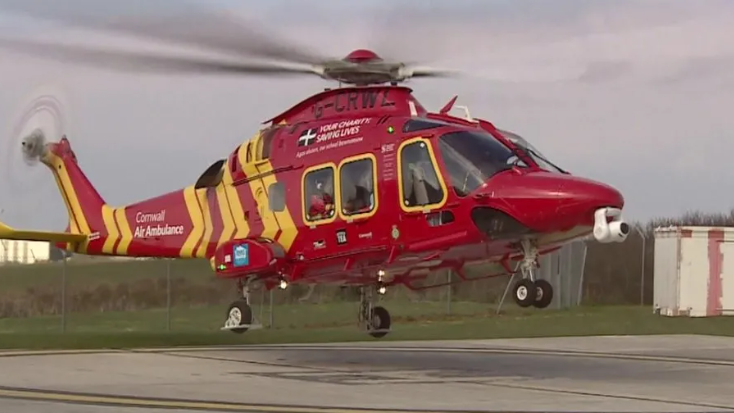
[548,175,624,229]
[472,170,624,235]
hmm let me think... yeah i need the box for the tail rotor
[20,128,47,166]
[0,90,68,229]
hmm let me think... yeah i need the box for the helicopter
[0,4,630,338]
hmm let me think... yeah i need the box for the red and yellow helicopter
[0,5,629,338]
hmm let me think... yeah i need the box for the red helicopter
[0,7,629,338]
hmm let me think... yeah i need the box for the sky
[0,0,733,231]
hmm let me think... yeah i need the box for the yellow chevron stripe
[215,182,235,247]
[50,167,79,252]
[101,205,119,254]
[238,134,279,241]
[180,186,204,257]
[195,188,213,258]
[47,153,88,253]
[49,154,90,234]
[222,157,249,239]
[255,162,298,251]
[53,174,79,234]
[114,207,133,255]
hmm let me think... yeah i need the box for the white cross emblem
[298,128,318,147]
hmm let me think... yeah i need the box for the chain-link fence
[0,232,652,334]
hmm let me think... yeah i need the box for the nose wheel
[510,239,554,309]
[512,278,553,309]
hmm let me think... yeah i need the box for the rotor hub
[343,49,382,64]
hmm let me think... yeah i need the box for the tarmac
[1,334,734,412]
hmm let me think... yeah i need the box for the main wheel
[532,279,554,309]
[512,278,537,308]
[224,299,253,334]
[368,306,391,339]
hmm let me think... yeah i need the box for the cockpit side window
[399,139,446,210]
[437,130,517,197]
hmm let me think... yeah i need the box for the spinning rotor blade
[0,36,319,76]
[1,91,65,216]
[402,66,458,79]
[0,0,329,65]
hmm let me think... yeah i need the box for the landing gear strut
[222,278,259,334]
[510,239,554,309]
[358,285,391,338]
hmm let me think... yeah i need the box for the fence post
[576,242,588,306]
[259,285,265,327]
[635,225,648,306]
[269,289,274,328]
[61,253,67,333]
[166,259,171,332]
[446,270,452,315]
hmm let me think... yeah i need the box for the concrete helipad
[1,334,734,412]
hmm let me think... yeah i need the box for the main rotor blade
[0,0,329,65]
[405,67,459,79]
[0,36,319,76]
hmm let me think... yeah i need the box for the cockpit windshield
[437,130,518,197]
[497,129,566,174]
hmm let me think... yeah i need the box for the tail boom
[0,220,87,244]
[7,135,259,260]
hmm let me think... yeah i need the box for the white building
[0,239,51,264]
[654,226,734,317]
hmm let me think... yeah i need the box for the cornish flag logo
[298,128,317,147]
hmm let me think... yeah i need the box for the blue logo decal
[233,244,249,267]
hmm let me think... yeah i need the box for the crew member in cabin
[308,173,335,220]
[341,161,375,215]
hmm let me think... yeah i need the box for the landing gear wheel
[224,299,253,334]
[368,306,391,338]
[513,278,537,308]
[532,279,554,309]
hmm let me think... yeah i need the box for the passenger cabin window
[229,147,240,174]
[340,157,376,217]
[303,166,336,222]
[400,140,445,208]
[438,130,516,197]
[259,127,279,160]
[268,182,286,212]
